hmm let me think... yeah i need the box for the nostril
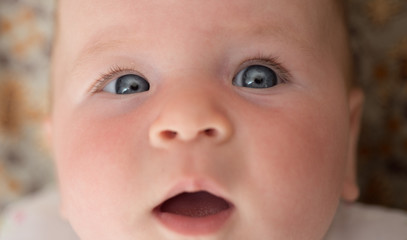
[203,128,217,137]
[160,130,177,140]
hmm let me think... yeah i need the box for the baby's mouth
[153,191,234,235]
[158,191,231,217]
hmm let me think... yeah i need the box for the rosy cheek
[239,96,349,212]
[52,110,125,204]
[60,99,179,203]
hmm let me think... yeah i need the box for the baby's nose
[149,90,233,148]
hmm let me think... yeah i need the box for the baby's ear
[341,88,364,202]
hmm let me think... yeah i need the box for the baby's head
[49,0,363,239]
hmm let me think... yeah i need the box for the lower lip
[153,207,234,235]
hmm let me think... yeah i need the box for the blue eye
[233,65,278,89]
[103,74,150,94]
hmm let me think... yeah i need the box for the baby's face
[50,0,362,239]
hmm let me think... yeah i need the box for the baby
[2,0,407,239]
[48,0,364,239]
[52,0,361,239]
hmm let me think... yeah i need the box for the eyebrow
[72,35,128,71]
[72,21,316,74]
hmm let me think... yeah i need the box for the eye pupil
[131,84,139,91]
[254,78,263,84]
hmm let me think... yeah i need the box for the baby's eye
[232,65,278,89]
[103,74,150,94]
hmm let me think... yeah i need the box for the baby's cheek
[53,106,151,220]
[239,100,349,237]
[282,109,348,197]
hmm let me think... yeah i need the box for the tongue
[160,191,230,217]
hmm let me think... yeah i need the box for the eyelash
[238,54,292,84]
[90,55,291,93]
[90,65,136,93]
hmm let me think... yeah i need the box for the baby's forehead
[56,0,344,54]
[57,0,342,35]
[53,0,348,91]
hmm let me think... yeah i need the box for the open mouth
[159,191,231,217]
[153,191,234,235]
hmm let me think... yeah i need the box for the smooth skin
[49,0,363,239]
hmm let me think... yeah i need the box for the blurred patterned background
[0,0,407,213]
